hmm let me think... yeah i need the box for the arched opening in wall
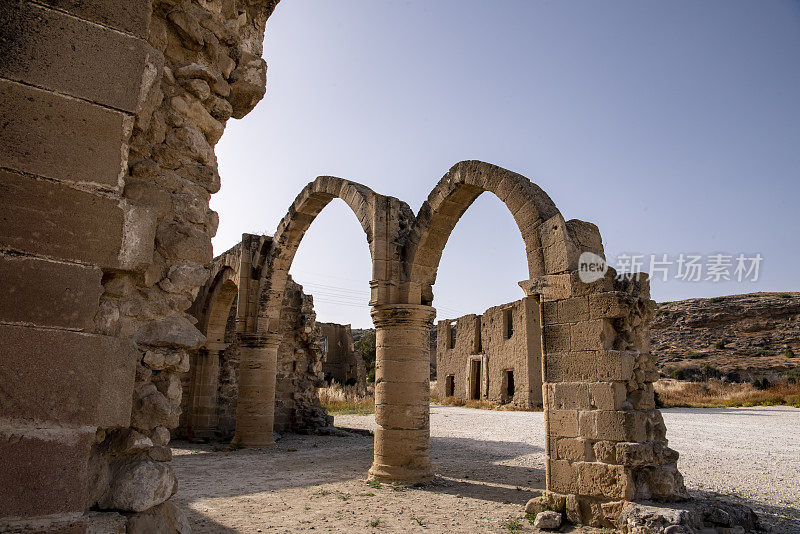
[430,193,541,408]
[416,181,548,498]
[277,198,374,431]
[183,273,239,441]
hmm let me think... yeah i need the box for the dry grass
[429,393,543,412]
[318,382,375,415]
[655,378,800,408]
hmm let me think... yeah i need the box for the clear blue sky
[213,0,800,328]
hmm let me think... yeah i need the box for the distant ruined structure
[436,298,544,408]
[318,322,367,389]
[2,0,752,530]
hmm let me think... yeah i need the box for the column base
[368,461,433,484]
[233,433,275,448]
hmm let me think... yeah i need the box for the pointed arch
[403,160,600,305]
[252,176,377,336]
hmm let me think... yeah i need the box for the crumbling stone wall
[179,238,333,439]
[436,298,544,408]
[0,0,278,530]
[318,322,367,389]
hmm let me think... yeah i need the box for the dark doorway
[469,359,482,400]
[445,375,455,397]
[504,369,515,398]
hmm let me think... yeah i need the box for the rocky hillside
[651,292,800,382]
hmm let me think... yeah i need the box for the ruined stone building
[179,236,333,441]
[436,298,544,408]
[318,322,367,388]
[1,0,714,529]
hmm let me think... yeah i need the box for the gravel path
[173,405,799,533]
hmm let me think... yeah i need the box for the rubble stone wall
[0,0,278,530]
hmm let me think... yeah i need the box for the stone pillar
[233,335,280,447]
[369,304,436,483]
[186,343,225,440]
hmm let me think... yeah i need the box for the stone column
[233,334,280,447]
[369,304,436,483]
[186,342,226,440]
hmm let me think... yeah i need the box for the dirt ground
[172,406,800,533]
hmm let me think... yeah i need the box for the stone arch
[184,267,238,440]
[233,176,379,447]
[198,267,239,344]
[403,160,594,306]
[252,176,377,336]
[387,161,686,527]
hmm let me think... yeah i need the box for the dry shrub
[655,378,800,408]
[318,382,375,415]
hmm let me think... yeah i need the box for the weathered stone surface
[134,315,205,349]
[0,80,130,187]
[0,429,93,518]
[0,2,148,111]
[534,511,562,530]
[132,388,181,431]
[0,325,137,427]
[99,460,177,512]
[617,499,759,534]
[126,500,191,534]
[0,254,103,329]
[156,220,214,265]
[0,169,126,267]
[229,52,267,118]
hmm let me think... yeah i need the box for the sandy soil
[172,405,800,533]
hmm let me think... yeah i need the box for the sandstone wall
[0,0,278,530]
[436,299,543,408]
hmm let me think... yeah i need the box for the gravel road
[173,405,799,533]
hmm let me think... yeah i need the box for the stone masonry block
[0,429,93,518]
[0,80,129,187]
[547,409,579,438]
[548,382,591,410]
[543,324,570,353]
[589,382,627,411]
[616,442,656,467]
[570,319,615,351]
[593,441,617,464]
[0,325,138,427]
[38,0,152,37]
[542,301,558,325]
[588,292,632,319]
[544,351,597,382]
[596,351,637,381]
[556,438,591,462]
[0,170,126,268]
[548,459,578,494]
[580,410,647,442]
[577,462,633,500]
[0,255,103,330]
[558,296,589,322]
[0,2,149,111]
